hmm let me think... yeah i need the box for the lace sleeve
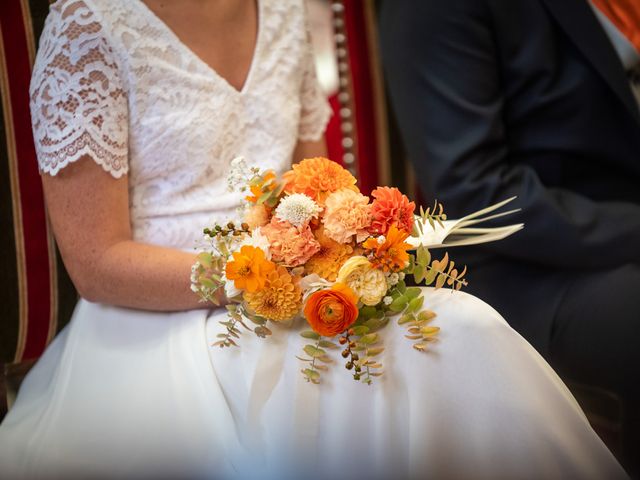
[30,0,128,177]
[298,34,332,142]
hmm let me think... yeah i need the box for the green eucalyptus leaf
[398,313,416,325]
[413,265,425,284]
[358,306,378,321]
[318,340,338,349]
[359,333,379,345]
[417,246,431,266]
[304,345,327,358]
[351,325,370,336]
[389,295,408,312]
[405,287,421,300]
[408,295,425,313]
[300,330,320,340]
[302,368,320,381]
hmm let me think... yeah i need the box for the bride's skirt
[0,289,626,479]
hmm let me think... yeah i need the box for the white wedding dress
[0,0,627,478]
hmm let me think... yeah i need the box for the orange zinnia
[246,170,277,204]
[225,245,275,293]
[363,224,412,272]
[304,283,359,337]
[283,157,358,205]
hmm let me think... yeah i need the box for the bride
[0,0,627,478]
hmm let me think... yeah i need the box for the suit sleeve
[379,0,640,268]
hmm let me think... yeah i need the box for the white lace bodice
[30,0,331,249]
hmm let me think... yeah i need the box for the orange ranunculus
[369,186,416,235]
[283,157,358,206]
[225,245,275,293]
[304,283,359,337]
[363,223,412,272]
[246,170,277,204]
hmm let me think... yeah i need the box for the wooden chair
[0,0,77,419]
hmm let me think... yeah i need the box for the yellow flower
[304,226,353,282]
[244,266,302,321]
[336,256,388,306]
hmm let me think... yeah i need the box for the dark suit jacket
[380,0,640,352]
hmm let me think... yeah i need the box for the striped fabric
[0,0,76,370]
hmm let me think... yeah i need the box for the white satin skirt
[0,288,627,479]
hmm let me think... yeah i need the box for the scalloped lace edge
[39,145,128,178]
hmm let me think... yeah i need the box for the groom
[379,0,640,474]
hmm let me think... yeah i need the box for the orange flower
[225,245,275,292]
[261,217,321,267]
[304,225,353,281]
[363,224,412,272]
[283,157,358,205]
[244,203,270,230]
[323,188,372,244]
[304,283,359,337]
[369,187,415,235]
[244,266,302,321]
[246,170,277,204]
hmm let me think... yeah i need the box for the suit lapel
[540,0,640,127]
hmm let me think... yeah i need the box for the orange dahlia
[304,283,359,337]
[283,157,358,206]
[363,223,412,272]
[225,245,275,292]
[304,226,354,282]
[244,266,302,321]
[369,187,416,235]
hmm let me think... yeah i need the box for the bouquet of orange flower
[192,157,514,384]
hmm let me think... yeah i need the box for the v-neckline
[136,0,262,96]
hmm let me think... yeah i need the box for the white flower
[387,272,400,286]
[377,235,386,244]
[274,193,321,227]
[383,296,393,306]
[227,156,251,192]
[237,227,271,260]
[337,256,388,306]
[222,272,242,299]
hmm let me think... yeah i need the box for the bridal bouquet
[192,157,520,384]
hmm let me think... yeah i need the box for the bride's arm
[292,138,327,162]
[43,156,218,311]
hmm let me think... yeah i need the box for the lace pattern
[30,0,128,177]
[31,0,331,249]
